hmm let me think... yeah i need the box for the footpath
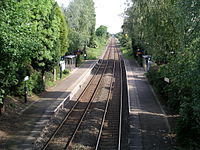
[1,60,97,150]
[124,59,173,150]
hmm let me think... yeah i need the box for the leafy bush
[63,70,69,75]
[0,0,69,100]
[146,65,169,98]
[65,0,96,51]
[177,100,200,149]
[28,72,44,94]
[87,37,108,60]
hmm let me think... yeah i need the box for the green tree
[64,0,96,52]
[0,0,69,104]
[96,25,108,37]
[123,0,182,63]
[30,1,68,77]
[0,0,34,99]
[123,0,200,148]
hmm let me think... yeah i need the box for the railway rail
[42,38,124,150]
[95,46,123,150]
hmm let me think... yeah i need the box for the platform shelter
[65,55,76,71]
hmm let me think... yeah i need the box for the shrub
[176,100,200,149]
[28,72,44,94]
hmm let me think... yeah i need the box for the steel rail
[42,46,112,150]
[64,47,113,149]
[117,45,123,150]
[94,46,118,150]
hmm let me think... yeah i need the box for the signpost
[59,60,65,79]
[24,76,29,103]
[84,53,87,60]
[164,77,170,83]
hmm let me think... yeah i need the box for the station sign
[164,77,170,83]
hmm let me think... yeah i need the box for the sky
[56,0,127,34]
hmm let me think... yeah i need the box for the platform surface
[2,60,97,150]
[124,59,172,150]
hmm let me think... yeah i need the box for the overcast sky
[56,0,126,34]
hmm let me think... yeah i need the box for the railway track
[42,38,124,150]
[95,45,123,150]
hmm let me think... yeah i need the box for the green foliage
[123,0,200,148]
[120,47,134,60]
[65,0,96,52]
[30,1,69,75]
[124,0,182,63]
[176,100,200,149]
[87,37,108,60]
[0,0,34,97]
[57,6,69,55]
[28,71,44,94]
[89,36,98,48]
[96,25,108,37]
[64,0,109,63]
[0,0,69,100]
[116,33,129,47]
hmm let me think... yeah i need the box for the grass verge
[120,47,134,60]
[87,39,108,60]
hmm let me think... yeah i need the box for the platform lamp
[24,76,29,103]
[83,44,87,60]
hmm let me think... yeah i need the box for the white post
[54,68,56,81]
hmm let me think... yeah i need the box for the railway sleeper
[98,145,117,150]
[102,132,118,136]
[100,138,118,142]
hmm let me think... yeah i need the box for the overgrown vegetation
[87,25,109,59]
[0,0,69,105]
[122,0,200,148]
[63,0,109,63]
[0,0,109,114]
[64,0,96,52]
[64,0,109,60]
[87,36,108,60]
[116,34,134,60]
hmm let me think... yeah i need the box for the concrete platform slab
[124,59,172,150]
[2,60,98,149]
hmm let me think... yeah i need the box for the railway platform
[1,39,174,149]
[124,59,173,150]
[2,60,97,150]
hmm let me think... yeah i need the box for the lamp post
[83,44,87,60]
[84,53,87,60]
[24,76,29,103]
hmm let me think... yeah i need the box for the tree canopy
[122,0,200,148]
[0,0,69,103]
[64,0,96,52]
[96,25,108,37]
